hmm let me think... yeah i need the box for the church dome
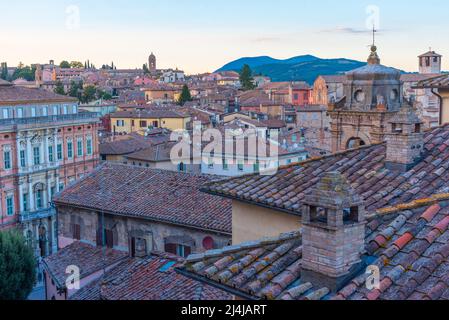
[346,45,401,81]
[342,45,403,112]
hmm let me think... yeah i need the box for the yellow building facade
[110,111,190,134]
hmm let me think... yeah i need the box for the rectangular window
[238,162,244,172]
[73,224,81,240]
[222,159,229,171]
[3,150,11,170]
[208,158,214,169]
[63,105,68,115]
[36,190,43,209]
[253,161,260,173]
[105,229,114,248]
[20,150,26,168]
[22,194,28,212]
[140,121,147,128]
[50,187,56,199]
[48,146,54,162]
[67,141,73,159]
[57,144,63,160]
[59,183,64,192]
[86,138,93,156]
[53,106,58,115]
[116,120,124,127]
[42,107,48,116]
[2,109,9,119]
[33,147,40,165]
[6,196,14,216]
[31,107,36,117]
[77,140,83,157]
[17,108,23,118]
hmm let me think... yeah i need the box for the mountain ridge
[215,55,366,84]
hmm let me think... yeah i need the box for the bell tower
[419,49,442,74]
[149,52,157,73]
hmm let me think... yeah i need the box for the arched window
[346,138,366,150]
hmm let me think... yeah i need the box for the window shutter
[164,243,177,255]
[96,228,102,246]
[184,246,192,258]
[106,229,114,248]
[130,237,136,257]
[73,224,81,240]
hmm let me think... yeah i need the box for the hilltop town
[2,41,449,303]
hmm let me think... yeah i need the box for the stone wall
[57,205,231,255]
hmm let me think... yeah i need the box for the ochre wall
[232,200,301,244]
[441,90,449,125]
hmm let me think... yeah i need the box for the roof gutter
[431,89,444,125]
[175,267,260,301]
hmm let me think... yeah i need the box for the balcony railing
[0,112,100,130]
[19,208,55,223]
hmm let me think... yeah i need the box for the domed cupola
[343,45,403,112]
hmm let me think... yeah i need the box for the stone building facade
[56,205,231,257]
[53,163,232,258]
[0,80,100,260]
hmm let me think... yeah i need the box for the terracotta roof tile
[54,163,232,234]
[71,253,231,300]
[182,196,449,300]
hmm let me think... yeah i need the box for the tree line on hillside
[54,80,113,103]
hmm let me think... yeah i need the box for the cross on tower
[372,25,377,47]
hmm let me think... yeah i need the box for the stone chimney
[385,102,424,172]
[301,171,366,292]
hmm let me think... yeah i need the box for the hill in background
[216,55,366,84]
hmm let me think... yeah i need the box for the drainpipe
[431,88,443,125]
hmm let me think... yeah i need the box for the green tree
[1,62,8,80]
[70,61,84,69]
[69,81,83,99]
[54,81,65,95]
[143,64,149,74]
[0,230,36,300]
[81,85,97,103]
[59,61,71,69]
[239,64,256,91]
[12,65,36,81]
[178,84,192,106]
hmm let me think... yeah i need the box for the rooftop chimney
[301,171,366,292]
[385,102,424,172]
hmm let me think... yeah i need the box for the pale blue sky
[1,0,448,73]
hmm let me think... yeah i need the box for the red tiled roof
[99,135,157,156]
[415,74,449,89]
[42,242,128,289]
[53,163,232,234]
[110,109,188,119]
[183,195,449,300]
[71,253,231,300]
[202,123,449,215]
[0,84,77,105]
